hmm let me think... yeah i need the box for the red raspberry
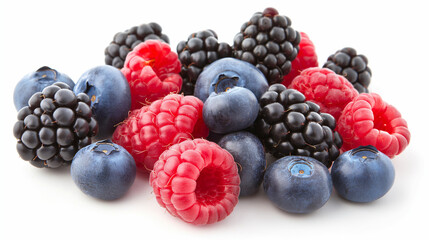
[112,94,209,171]
[150,139,240,225]
[289,67,359,120]
[121,40,182,110]
[281,32,318,87]
[337,93,411,158]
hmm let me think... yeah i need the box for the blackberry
[254,84,342,168]
[177,29,232,95]
[323,47,371,93]
[105,22,170,69]
[233,7,301,85]
[13,83,98,168]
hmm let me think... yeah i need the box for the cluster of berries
[13,7,411,225]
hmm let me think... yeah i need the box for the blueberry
[263,156,332,213]
[194,58,268,102]
[74,65,131,140]
[331,145,395,203]
[71,140,136,200]
[203,87,259,134]
[218,131,265,197]
[13,66,75,111]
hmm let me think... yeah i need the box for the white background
[1,0,427,239]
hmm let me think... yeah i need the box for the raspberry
[112,94,209,171]
[150,139,240,225]
[337,93,410,158]
[289,67,359,121]
[105,22,170,69]
[121,40,182,110]
[281,32,318,87]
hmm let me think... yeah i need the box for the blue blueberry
[331,145,395,203]
[218,131,265,197]
[263,156,332,213]
[203,87,259,134]
[194,58,268,102]
[71,139,136,200]
[74,65,131,140]
[14,66,75,111]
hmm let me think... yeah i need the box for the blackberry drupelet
[177,29,232,95]
[233,7,301,85]
[105,22,170,69]
[13,83,98,168]
[254,84,342,168]
[322,47,371,93]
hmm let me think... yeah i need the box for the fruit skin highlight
[254,84,342,168]
[203,87,259,134]
[150,139,240,225]
[112,94,209,172]
[218,131,265,197]
[71,140,136,201]
[289,67,358,121]
[121,40,182,110]
[233,7,301,85]
[14,66,75,111]
[14,82,98,168]
[263,155,332,213]
[194,57,268,103]
[74,65,131,140]
[336,93,410,158]
[281,32,318,87]
[331,145,395,203]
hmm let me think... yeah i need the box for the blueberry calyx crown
[36,66,57,81]
[91,140,119,155]
[213,74,239,93]
[350,145,379,162]
[287,158,314,178]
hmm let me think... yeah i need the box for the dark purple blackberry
[177,29,233,95]
[322,47,371,93]
[13,83,98,168]
[105,22,170,69]
[233,7,301,85]
[254,84,342,168]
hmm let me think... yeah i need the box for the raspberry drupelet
[337,93,410,158]
[150,138,240,225]
[112,94,209,171]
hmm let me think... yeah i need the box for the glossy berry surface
[121,40,182,110]
[263,156,332,213]
[105,22,169,69]
[150,139,240,225]
[218,131,265,197]
[74,65,131,140]
[112,94,209,172]
[71,140,136,200]
[289,67,358,120]
[331,145,395,203]
[323,47,371,93]
[233,7,301,85]
[14,83,98,168]
[14,66,75,111]
[203,87,259,134]
[254,84,342,168]
[177,29,232,95]
[194,57,268,103]
[337,93,410,158]
[281,32,318,87]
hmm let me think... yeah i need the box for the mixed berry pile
[13,7,411,225]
